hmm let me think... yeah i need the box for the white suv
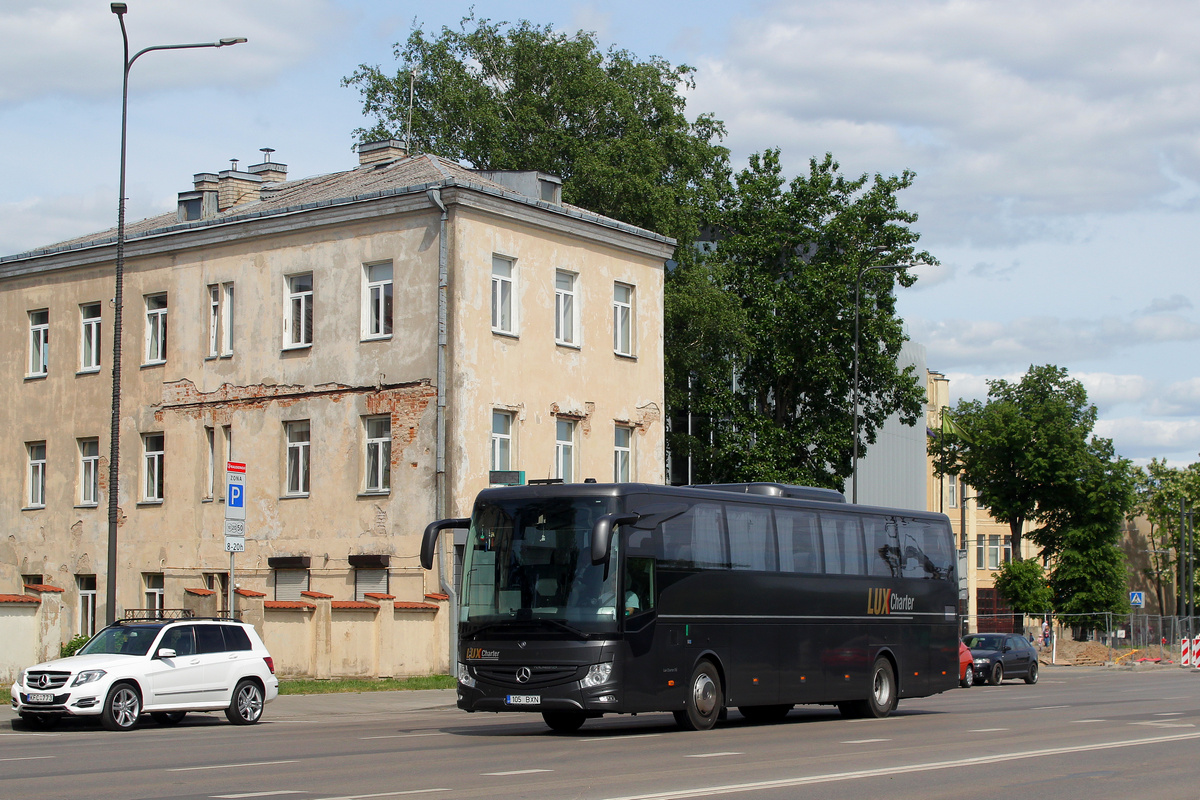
[10,618,278,731]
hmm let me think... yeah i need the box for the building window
[222,425,233,498]
[142,433,164,502]
[364,416,390,492]
[613,283,634,356]
[80,303,101,372]
[976,534,984,569]
[205,426,215,499]
[363,262,393,339]
[274,568,309,601]
[355,568,389,601]
[555,419,575,483]
[987,534,1001,570]
[286,420,310,496]
[205,572,229,611]
[144,294,167,364]
[491,410,513,471]
[614,426,632,482]
[947,474,957,508]
[144,573,164,612]
[77,575,97,637]
[285,273,313,348]
[491,256,515,334]
[27,441,46,508]
[79,438,99,506]
[208,283,234,356]
[555,270,576,345]
[28,309,49,376]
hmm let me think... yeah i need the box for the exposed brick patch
[424,592,449,601]
[185,587,216,596]
[235,588,267,597]
[301,590,334,599]
[0,594,40,604]
[363,592,395,600]
[332,600,380,610]
[395,601,439,611]
[23,583,65,593]
[265,600,316,610]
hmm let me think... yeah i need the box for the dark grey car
[963,633,1039,685]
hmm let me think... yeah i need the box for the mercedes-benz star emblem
[515,667,532,683]
[37,674,51,689]
[518,641,527,649]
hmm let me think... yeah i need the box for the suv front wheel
[226,679,265,725]
[101,683,141,731]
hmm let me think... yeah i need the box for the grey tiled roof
[5,152,672,262]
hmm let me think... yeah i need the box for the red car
[959,641,974,687]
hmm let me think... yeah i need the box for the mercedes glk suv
[11,618,278,731]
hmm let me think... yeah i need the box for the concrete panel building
[0,141,673,678]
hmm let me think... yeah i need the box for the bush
[60,634,90,659]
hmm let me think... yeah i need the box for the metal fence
[964,612,1200,664]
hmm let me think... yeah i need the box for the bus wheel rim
[694,673,717,716]
[873,669,890,706]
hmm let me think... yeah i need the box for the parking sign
[225,462,246,521]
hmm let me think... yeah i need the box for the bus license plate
[26,693,54,704]
[506,694,540,706]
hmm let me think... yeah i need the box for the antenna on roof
[260,147,275,163]
[229,158,239,172]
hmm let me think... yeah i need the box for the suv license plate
[26,693,54,704]
[506,695,540,706]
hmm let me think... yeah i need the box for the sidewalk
[269,688,458,719]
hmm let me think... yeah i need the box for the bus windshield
[460,495,619,635]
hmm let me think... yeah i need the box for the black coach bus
[420,482,958,733]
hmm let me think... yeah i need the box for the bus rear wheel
[738,704,793,724]
[838,657,896,719]
[674,659,723,731]
[542,711,586,733]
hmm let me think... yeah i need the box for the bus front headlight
[581,662,613,688]
[457,662,476,689]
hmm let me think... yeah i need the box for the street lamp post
[850,262,904,504]
[105,3,246,624]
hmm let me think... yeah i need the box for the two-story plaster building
[0,141,673,678]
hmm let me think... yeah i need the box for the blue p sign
[228,484,243,508]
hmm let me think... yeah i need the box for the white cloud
[1148,377,1200,417]
[1095,416,1200,463]
[1074,372,1152,409]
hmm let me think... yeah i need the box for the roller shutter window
[355,568,388,601]
[275,568,309,601]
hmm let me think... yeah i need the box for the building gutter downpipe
[427,186,456,673]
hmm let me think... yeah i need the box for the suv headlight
[71,669,107,687]
[580,662,613,688]
[16,668,26,687]
[457,662,476,689]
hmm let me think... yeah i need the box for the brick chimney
[249,148,288,186]
[358,139,408,166]
[178,173,219,222]
[217,166,262,211]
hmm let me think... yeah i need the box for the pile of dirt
[1037,639,1111,666]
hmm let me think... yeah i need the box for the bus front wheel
[542,711,587,733]
[674,659,723,731]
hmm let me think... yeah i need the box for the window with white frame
[142,433,164,502]
[555,270,577,345]
[285,274,313,348]
[77,575,97,637]
[363,262,393,339]
[208,283,234,357]
[947,474,958,508]
[205,426,215,499]
[143,573,164,612]
[613,283,634,356]
[80,303,101,372]
[286,420,310,495]
[27,441,46,508]
[28,309,48,376]
[364,416,390,492]
[222,425,232,498]
[79,438,99,506]
[614,425,632,482]
[491,256,515,334]
[491,411,513,471]
[555,419,575,483]
[144,294,167,364]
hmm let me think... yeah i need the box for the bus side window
[820,513,866,575]
[625,556,656,615]
[865,515,900,577]
[775,509,821,573]
[728,505,776,571]
[916,520,955,580]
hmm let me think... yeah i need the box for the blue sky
[3,0,1198,467]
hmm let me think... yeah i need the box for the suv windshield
[77,624,165,656]
[460,496,619,635]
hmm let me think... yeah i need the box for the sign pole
[224,461,247,618]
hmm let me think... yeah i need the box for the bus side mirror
[421,518,471,570]
[591,512,640,566]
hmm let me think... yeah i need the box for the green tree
[929,365,1097,558]
[992,558,1053,616]
[343,13,730,248]
[1130,458,1200,614]
[666,150,934,486]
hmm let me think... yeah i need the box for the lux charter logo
[867,588,916,615]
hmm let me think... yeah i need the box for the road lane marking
[685,752,743,758]
[0,756,55,762]
[212,792,305,798]
[1154,712,1183,716]
[0,733,60,738]
[1131,721,1194,728]
[168,760,299,772]
[1032,705,1069,710]
[968,728,1008,732]
[841,739,891,744]
[598,731,1200,800]
[1073,719,1107,723]
[581,734,664,742]
[359,733,447,740]
[309,791,448,799]
[481,769,553,776]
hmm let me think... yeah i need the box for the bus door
[618,529,664,712]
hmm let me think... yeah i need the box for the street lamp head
[219,37,248,46]
[111,3,127,15]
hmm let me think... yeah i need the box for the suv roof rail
[114,612,244,626]
[123,608,194,621]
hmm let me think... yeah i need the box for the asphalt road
[3,666,1199,800]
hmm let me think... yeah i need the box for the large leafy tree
[1131,459,1200,614]
[929,365,1097,558]
[992,559,1053,616]
[666,150,934,487]
[343,13,730,248]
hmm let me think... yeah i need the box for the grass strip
[278,674,455,695]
